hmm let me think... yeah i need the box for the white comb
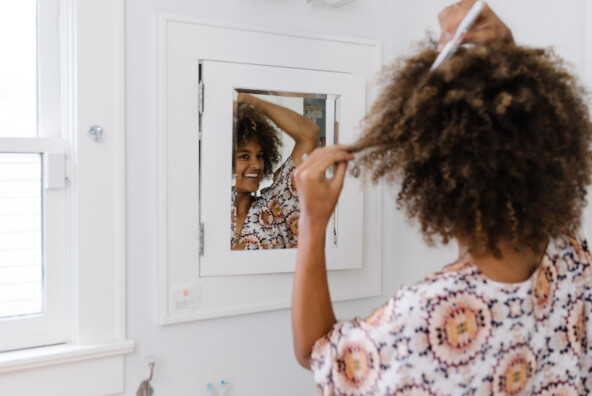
[431,1,484,72]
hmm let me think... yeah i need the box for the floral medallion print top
[231,156,299,250]
[312,231,592,395]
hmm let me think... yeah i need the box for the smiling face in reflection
[235,139,264,193]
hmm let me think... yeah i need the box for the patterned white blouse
[231,157,300,250]
[312,231,592,395]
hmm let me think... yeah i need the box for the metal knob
[349,165,360,178]
[88,125,103,142]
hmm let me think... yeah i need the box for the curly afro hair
[352,41,592,256]
[234,102,282,180]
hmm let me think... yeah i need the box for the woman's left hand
[437,0,513,51]
[294,145,354,229]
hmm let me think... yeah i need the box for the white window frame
[0,0,133,394]
[0,0,67,354]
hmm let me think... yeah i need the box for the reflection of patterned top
[231,157,299,250]
[312,231,592,395]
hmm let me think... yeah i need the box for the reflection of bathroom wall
[304,98,326,144]
[277,97,299,163]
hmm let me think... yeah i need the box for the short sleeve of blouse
[261,156,298,203]
[562,228,592,292]
[311,287,424,394]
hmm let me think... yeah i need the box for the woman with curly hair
[292,1,592,394]
[232,93,319,250]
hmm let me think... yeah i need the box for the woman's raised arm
[291,145,354,369]
[237,93,320,167]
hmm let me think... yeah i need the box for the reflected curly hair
[234,102,282,180]
[353,41,592,256]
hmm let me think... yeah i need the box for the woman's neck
[235,191,253,216]
[457,238,548,283]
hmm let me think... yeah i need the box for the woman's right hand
[236,92,254,106]
[437,0,513,51]
[294,145,354,230]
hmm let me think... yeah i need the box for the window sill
[0,339,134,374]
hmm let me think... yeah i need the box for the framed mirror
[158,16,382,322]
[199,60,364,276]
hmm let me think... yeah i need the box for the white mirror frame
[158,14,382,324]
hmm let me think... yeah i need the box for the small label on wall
[171,284,201,314]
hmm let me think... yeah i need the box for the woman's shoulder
[421,259,477,282]
[406,260,482,297]
[548,229,592,287]
[259,156,298,200]
[366,262,482,326]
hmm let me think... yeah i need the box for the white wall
[124,0,591,395]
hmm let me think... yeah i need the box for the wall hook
[136,360,155,396]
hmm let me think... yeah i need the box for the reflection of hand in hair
[237,93,320,167]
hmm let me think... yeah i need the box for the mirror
[231,89,340,250]
[160,24,371,315]
[196,59,364,277]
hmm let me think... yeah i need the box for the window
[0,0,67,352]
[0,0,131,392]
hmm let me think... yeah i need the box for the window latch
[44,152,67,189]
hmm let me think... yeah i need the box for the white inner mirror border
[158,14,383,324]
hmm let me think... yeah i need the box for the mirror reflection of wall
[231,89,340,251]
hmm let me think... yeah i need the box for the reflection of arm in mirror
[238,93,320,167]
[291,145,353,369]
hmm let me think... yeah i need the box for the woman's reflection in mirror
[231,93,320,250]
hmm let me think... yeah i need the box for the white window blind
[0,153,43,319]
